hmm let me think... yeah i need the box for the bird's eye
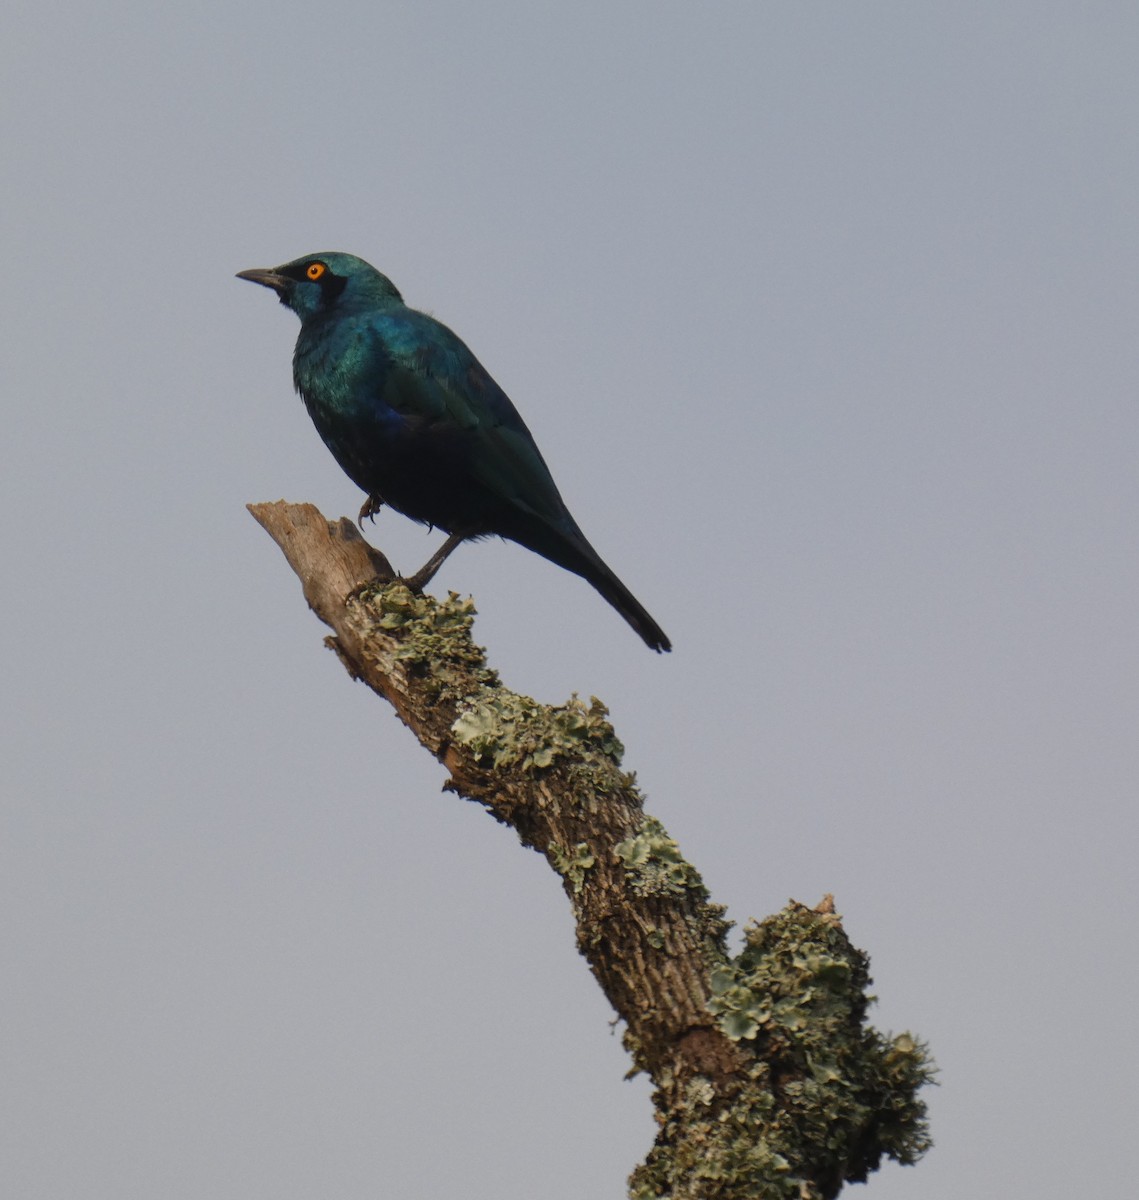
[306,262,327,281]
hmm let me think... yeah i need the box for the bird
[237,252,671,652]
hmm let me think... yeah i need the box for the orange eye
[306,262,327,281]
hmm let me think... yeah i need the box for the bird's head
[236,252,402,321]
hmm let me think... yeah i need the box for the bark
[248,500,933,1200]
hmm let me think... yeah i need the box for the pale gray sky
[2,3,1136,1197]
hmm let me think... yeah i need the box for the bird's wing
[374,311,576,528]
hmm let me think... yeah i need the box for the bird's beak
[236,267,289,296]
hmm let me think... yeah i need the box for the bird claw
[397,567,433,594]
[397,531,469,594]
[357,494,384,529]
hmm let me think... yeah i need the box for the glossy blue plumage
[237,252,670,651]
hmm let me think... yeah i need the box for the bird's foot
[398,531,468,594]
[357,494,384,529]
[399,561,442,594]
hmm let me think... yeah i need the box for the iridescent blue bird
[237,253,671,651]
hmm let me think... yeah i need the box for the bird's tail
[582,552,672,653]
[527,523,671,653]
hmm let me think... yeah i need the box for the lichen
[615,816,708,900]
[629,902,934,1198]
[629,1069,794,1200]
[345,580,934,1198]
[451,692,626,777]
[550,841,596,893]
[353,583,494,679]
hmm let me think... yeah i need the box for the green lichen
[630,904,932,1198]
[615,816,708,899]
[550,841,596,893]
[451,692,625,776]
[354,583,494,678]
[630,902,934,1198]
[630,1068,797,1200]
[349,581,933,1198]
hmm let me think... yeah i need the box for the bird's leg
[357,493,384,529]
[401,532,467,593]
